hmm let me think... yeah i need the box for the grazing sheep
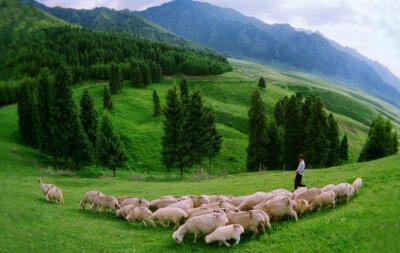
[126,207,156,228]
[187,207,210,217]
[333,183,352,202]
[192,196,210,208]
[120,197,149,208]
[116,204,135,218]
[321,184,336,192]
[309,191,336,212]
[228,196,245,207]
[293,188,322,204]
[90,195,120,213]
[237,192,272,211]
[250,209,271,231]
[227,211,266,238]
[149,198,179,211]
[207,195,230,203]
[117,196,133,205]
[153,207,188,229]
[38,178,55,195]
[80,191,104,209]
[254,197,298,221]
[172,213,228,244]
[292,198,309,215]
[293,187,307,195]
[205,224,245,247]
[190,208,231,219]
[352,178,362,196]
[270,189,293,198]
[168,199,194,212]
[45,187,64,204]
[201,201,238,212]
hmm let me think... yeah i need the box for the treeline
[0,81,19,106]
[247,92,348,171]
[161,79,222,180]
[358,115,398,162]
[18,66,127,176]
[1,26,231,83]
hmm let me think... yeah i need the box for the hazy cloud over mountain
[37,0,400,77]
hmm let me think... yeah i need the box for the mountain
[21,0,204,51]
[138,0,400,108]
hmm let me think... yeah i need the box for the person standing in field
[294,154,306,190]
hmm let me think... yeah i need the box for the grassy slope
[0,102,399,252]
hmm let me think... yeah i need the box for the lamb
[227,211,266,238]
[254,197,298,221]
[90,195,120,213]
[120,197,149,208]
[292,198,309,215]
[168,199,194,212]
[126,207,156,228]
[352,178,362,196]
[80,191,104,209]
[153,207,188,229]
[172,213,228,244]
[321,184,335,192]
[333,183,352,202]
[292,188,322,204]
[38,178,55,195]
[237,192,272,211]
[116,204,135,218]
[192,196,210,208]
[309,191,336,212]
[205,224,245,247]
[45,186,64,204]
[149,198,179,211]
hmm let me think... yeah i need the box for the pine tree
[18,78,39,146]
[161,86,191,180]
[203,107,222,174]
[80,89,98,146]
[339,134,349,162]
[37,68,53,154]
[258,77,266,89]
[179,78,189,105]
[392,132,398,155]
[109,62,122,94]
[152,90,161,119]
[326,113,340,167]
[97,112,127,177]
[150,61,162,83]
[265,120,282,169]
[131,65,143,87]
[247,89,270,171]
[274,97,288,127]
[103,86,113,111]
[141,62,151,86]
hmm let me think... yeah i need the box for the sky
[37,0,400,78]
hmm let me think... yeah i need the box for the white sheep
[149,198,179,211]
[309,190,336,211]
[117,196,133,205]
[293,187,308,195]
[45,186,64,204]
[333,183,352,202]
[167,199,194,212]
[270,189,293,198]
[237,192,272,211]
[153,207,188,229]
[227,211,266,238]
[292,188,322,204]
[126,207,156,228]
[205,224,244,247]
[80,191,104,209]
[187,206,210,217]
[192,196,210,208]
[116,204,135,218]
[207,195,230,203]
[121,197,149,208]
[201,201,238,212]
[321,184,335,192]
[38,178,55,195]
[254,197,298,221]
[228,196,245,207]
[292,198,309,215]
[190,208,232,219]
[90,195,120,213]
[172,213,228,244]
[352,178,362,196]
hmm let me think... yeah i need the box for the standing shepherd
[294,154,306,190]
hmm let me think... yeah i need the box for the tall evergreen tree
[150,61,162,83]
[131,65,143,87]
[97,112,127,177]
[161,86,191,180]
[392,132,398,155]
[80,89,98,146]
[141,62,151,86]
[18,78,39,146]
[265,120,282,169]
[37,68,53,154]
[247,89,270,171]
[109,62,122,94]
[179,78,189,105]
[326,113,340,167]
[103,86,113,111]
[258,77,266,89]
[203,107,222,174]
[152,90,161,119]
[339,134,349,162]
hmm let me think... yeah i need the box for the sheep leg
[219,242,222,246]
[149,219,156,228]
[250,229,259,239]
[80,199,86,209]
[290,210,298,221]
[260,223,266,233]
[159,220,168,227]
[173,222,180,230]
[193,232,199,243]
[234,237,240,245]
[223,241,230,247]
[45,194,50,202]
[142,220,147,227]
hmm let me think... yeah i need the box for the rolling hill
[138,0,400,108]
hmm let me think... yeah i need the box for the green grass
[0,101,399,252]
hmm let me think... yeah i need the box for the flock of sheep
[38,177,362,247]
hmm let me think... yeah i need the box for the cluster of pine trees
[0,81,19,106]
[161,79,222,180]
[247,92,348,171]
[1,26,231,84]
[358,115,398,162]
[17,66,127,176]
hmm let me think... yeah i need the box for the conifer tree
[339,134,349,162]
[97,112,127,177]
[247,89,270,171]
[141,62,151,86]
[392,132,398,155]
[103,86,113,111]
[265,120,282,169]
[150,61,162,83]
[131,65,143,87]
[18,78,39,146]
[37,68,53,154]
[179,78,189,104]
[161,86,191,180]
[203,107,222,174]
[80,89,98,146]
[326,113,340,167]
[152,90,161,119]
[109,62,122,94]
[258,77,266,89]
